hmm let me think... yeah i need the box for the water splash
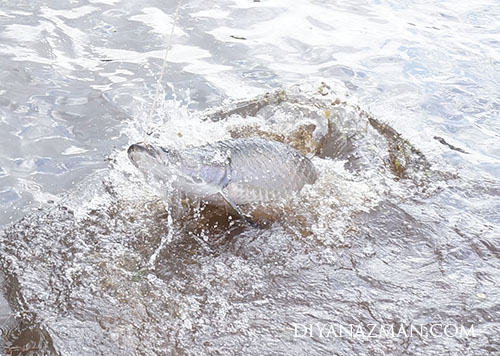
[1,82,498,355]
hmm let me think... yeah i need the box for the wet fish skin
[214,138,318,204]
[128,138,318,206]
[128,142,231,198]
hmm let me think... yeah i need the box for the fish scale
[218,139,316,200]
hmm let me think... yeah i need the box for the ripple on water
[0,0,499,355]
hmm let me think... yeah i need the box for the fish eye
[191,176,203,184]
[160,147,169,154]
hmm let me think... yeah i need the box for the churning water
[0,1,499,355]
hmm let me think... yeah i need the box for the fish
[128,137,318,224]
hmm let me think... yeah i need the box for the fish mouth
[128,143,160,168]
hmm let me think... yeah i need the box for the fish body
[128,138,317,219]
[214,139,317,204]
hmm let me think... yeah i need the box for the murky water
[0,1,499,355]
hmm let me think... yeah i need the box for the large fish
[128,138,318,223]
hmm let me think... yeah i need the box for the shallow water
[0,0,499,355]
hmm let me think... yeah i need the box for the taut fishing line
[143,1,181,270]
[143,0,181,143]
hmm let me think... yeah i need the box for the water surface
[0,1,499,355]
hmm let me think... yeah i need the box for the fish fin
[219,190,256,227]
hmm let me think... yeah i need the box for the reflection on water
[0,0,499,355]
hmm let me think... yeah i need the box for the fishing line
[142,1,181,270]
[143,0,181,142]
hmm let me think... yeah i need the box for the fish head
[128,143,177,186]
[128,142,229,197]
